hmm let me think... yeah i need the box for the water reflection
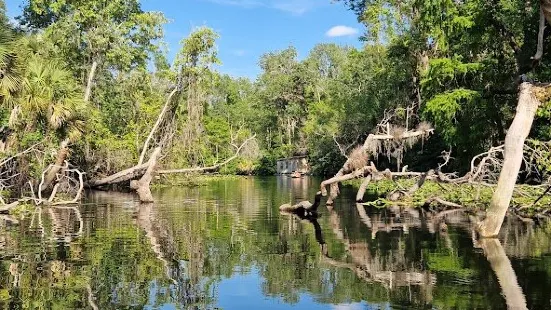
[478,238,527,310]
[0,177,549,309]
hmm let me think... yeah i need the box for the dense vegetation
[0,0,551,202]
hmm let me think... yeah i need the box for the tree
[257,47,309,152]
[176,27,220,165]
[335,0,550,236]
[20,0,167,102]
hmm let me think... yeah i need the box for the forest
[1,0,551,237]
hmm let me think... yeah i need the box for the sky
[4,0,364,79]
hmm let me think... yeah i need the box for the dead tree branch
[41,139,69,192]
[138,88,180,165]
[0,143,42,168]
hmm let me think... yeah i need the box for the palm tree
[0,26,22,110]
[15,53,87,141]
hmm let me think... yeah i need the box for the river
[0,176,550,309]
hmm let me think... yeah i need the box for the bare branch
[0,142,42,168]
[138,88,179,165]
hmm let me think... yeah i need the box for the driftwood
[279,191,322,214]
[41,139,69,193]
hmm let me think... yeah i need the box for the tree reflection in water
[0,177,549,309]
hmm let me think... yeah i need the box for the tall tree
[20,0,167,102]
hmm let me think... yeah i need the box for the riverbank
[344,178,551,219]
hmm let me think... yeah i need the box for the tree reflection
[478,238,528,310]
[0,178,549,309]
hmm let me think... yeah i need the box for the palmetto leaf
[0,27,23,100]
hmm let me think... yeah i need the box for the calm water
[0,177,550,309]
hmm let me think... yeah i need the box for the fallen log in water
[89,135,256,203]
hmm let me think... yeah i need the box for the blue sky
[4,0,364,78]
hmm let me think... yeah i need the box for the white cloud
[326,25,359,37]
[203,0,326,15]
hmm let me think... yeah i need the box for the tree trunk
[130,147,161,203]
[41,139,69,192]
[479,239,528,310]
[356,175,372,202]
[533,7,546,62]
[88,163,149,187]
[478,83,541,238]
[138,88,179,165]
[84,61,98,102]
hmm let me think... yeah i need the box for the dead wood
[425,197,463,209]
[533,7,546,63]
[138,88,180,165]
[279,191,322,213]
[130,147,161,203]
[322,123,433,204]
[0,201,20,213]
[88,163,150,187]
[41,140,69,193]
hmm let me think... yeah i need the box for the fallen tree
[319,83,551,237]
[321,111,434,205]
[88,135,256,203]
[0,160,86,214]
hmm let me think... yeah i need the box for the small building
[276,156,311,175]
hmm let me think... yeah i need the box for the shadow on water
[0,176,549,309]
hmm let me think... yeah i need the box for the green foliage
[22,0,167,74]
[0,0,549,197]
[175,26,220,75]
[423,88,481,143]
